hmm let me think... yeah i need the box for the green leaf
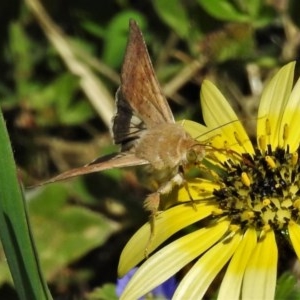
[29,73,77,111]
[59,100,94,125]
[0,107,52,299]
[87,283,118,300]
[199,23,254,62]
[9,21,36,100]
[28,183,119,279]
[80,20,106,39]
[244,0,262,18]
[153,0,190,38]
[30,73,94,126]
[197,0,250,22]
[275,272,300,300]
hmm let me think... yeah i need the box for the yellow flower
[118,62,300,299]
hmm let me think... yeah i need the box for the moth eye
[186,149,197,163]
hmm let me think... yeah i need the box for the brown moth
[41,20,205,217]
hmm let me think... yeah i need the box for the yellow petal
[257,62,295,149]
[181,119,210,139]
[281,75,300,151]
[242,229,277,300]
[177,178,221,202]
[173,230,242,300]
[120,219,230,300]
[218,228,257,300]
[200,80,253,154]
[288,221,300,260]
[118,202,216,276]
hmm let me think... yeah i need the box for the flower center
[213,145,300,231]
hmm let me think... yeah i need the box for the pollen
[258,135,267,152]
[294,199,300,209]
[234,131,243,147]
[212,208,224,215]
[241,172,251,187]
[262,198,271,206]
[283,124,289,142]
[265,156,276,169]
[213,144,300,232]
[292,152,298,166]
[265,118,271,136]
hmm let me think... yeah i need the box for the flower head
[118,62,300,299]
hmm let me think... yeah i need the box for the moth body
[135,123,193,170]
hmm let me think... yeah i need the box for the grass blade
[0,108,52,299]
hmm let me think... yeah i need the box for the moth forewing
[119,20,175,128]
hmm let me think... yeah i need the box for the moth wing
[119,20,174,128]
[112,88,147,151]
[36,153,149,186]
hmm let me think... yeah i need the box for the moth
[42,20,205,217]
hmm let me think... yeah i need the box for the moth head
[186,144,206,164]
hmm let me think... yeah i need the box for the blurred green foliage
[0,0,300,298]
[275,272,300,300]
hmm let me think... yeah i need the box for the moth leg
[178,165,197,210]
[143,191,160,258]
[143,173,187,257]
[182,179,197,211]
[144,173,185,213]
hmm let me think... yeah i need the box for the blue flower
[117,267,177,299]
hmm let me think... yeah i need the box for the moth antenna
[193,115,266,141]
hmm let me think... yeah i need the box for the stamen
[292,152,298,166]
[229,224,240,233]
[234,132,250,153]
[266,118,271,136]
[224,224,240,240]
[241,210,254,221]
[263,224,271,232]
[212,208,224,215]
[223,140,229,150]
[234,132,243,147]
[293,199,300,209]
[241,172,251,187]
[283,124,289,144]
[281,199,292,208]
[265,156,276,169]
[258,135,267,152]
[259,224,271,240]
[262,198,271,207]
